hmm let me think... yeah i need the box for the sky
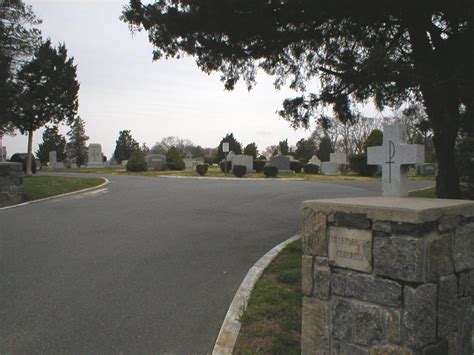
[4,0,380,159]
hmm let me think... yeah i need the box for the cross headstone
[49,151,57,167]
[368,124,424,197]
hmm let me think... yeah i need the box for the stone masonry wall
[0,162,25,207]
[301,198,474,354]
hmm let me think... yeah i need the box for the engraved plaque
[329,227,372,272]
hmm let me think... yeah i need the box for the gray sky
[5,0,317,158]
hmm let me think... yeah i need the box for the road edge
[212,234,301,355]
[0,177,110,211]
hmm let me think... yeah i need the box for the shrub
[303,163,319,174]
[290,161,302,173]
[253,160,266,172]
[349,154,378,176]
[204,157,215,165]
[126,151,147,172]
[233,164,247,177]
[264,165,278,177]
[166,161,185,170]
[219,160,232,173]
[10,153,37,174]
[195,164,208,176]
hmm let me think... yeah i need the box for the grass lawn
[41,167,122,174]
[233,239,302,355]
[408,187,436,198]
[23,176,105,201]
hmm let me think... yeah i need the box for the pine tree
[243,143,258,159]
[113,130,139,163]
[216,133,242,162]
[36,126,66,164]
[66,116,89,167]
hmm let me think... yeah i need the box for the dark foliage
[290,161,302,173]
[126,151,147,172]
[10,153,36,174]
[253,160,266,172]
[349,154,378,177]
[195,163,208,176]
[264,165,278,178]
[303,164,319,174]
[219,160,232,173]
[113,130,140,163]
[233,164,247,177]
[216,133,242,162]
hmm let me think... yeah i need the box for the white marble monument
[368,124,424,197]
[330,152,347,165]
[232,155,254,172]
[308,155,321,166]
[87,144,104,168]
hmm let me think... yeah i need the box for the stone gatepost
[301,197,474,354]
[0,162,25,207]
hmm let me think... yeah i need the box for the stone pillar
[0,162,25,207]
[301,197,474,354]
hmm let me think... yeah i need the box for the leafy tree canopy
[295,138,316,163]
[67,116,89,167]
[317,137,333,162]
[122,0,474,198]
[113,129,140,163]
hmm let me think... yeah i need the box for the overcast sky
[4,0,381,159]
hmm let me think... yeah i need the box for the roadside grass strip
[233,239,302,355]
[408,187,436,198]
[23,176,105,201]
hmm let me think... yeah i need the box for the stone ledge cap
[303,197,474,224]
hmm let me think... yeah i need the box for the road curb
[0,177,110,211]
[212,234,301,355]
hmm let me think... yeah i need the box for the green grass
[408,187,437,198]
[23,176,105,201]
[234,239,302,355]
[42,167,122,174]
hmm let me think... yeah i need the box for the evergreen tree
[295,138,316,163]
[317,137,333,162]
[14,40,79,175]
[122,1,474,198]
[216,133,242,162]
[243,143,258,159]
[36,126,66,164]
[66,116,89,167]
[113,130,140,163]
[363,130,383,153]
[278,139,289,155]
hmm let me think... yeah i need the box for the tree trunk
[26,129,33,176]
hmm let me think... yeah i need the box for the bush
[196,164,208,176]
[166,161,185,170]
[126,151,147,172]
[219,160,232,173]
[290,161,302,173]
[303,163,319,174]
[253,160,266,172]
[264,165,278,177]
[349,154,378,176]
[204,157,215,165]
[10,153,37,174]
[233,164,247,177]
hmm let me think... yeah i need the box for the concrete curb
[0,177,110,211]
[212,234,301,355]
[158,175,306,182]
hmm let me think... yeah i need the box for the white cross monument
[368,124,424,197]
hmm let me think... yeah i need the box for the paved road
[0,174,433,353]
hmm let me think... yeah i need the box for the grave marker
[368,124,424,197]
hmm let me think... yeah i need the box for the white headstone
[87,144,104,168]
[309,155,321,166]
[320,161,339,175]
[183,158,195,169]
[330,152,347,165]
[49,151,57,167]
[367,124,424,197]
[232,155,254,172]
[226,151,236,162]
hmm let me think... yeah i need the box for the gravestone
[330,152,347,165]
[1,146,6,162]
[270,155,291,172]
[226,151,236,162]
[368,124,424,197]
[194,157,205,167]
[232,155,254,172]
[87,144,104,168]
[146,154,166,170]
[183,158,195,169]
[416,163,436,176]
[49,151,57,167]
[320,161,339,175]
[309,155,321,166]
[121,160,128,167]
